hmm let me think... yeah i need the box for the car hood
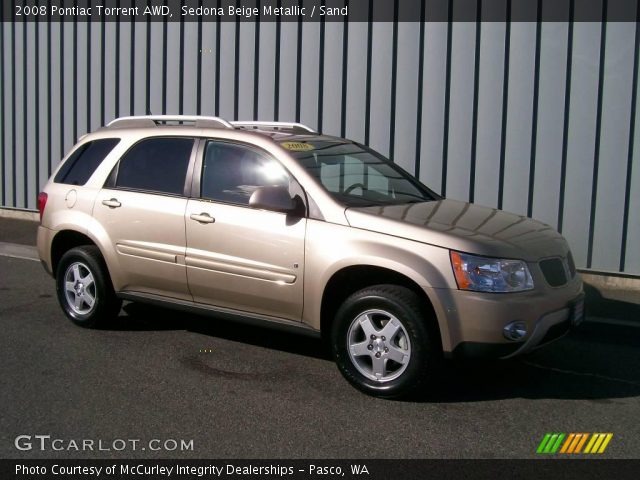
[345,199,569,262]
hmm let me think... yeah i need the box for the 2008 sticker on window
[280,142,314,152]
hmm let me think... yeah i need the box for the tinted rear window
[115,137,194,195]
[54,139,120,185]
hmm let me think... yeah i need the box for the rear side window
[115,137,194,195]
[54,138,120,185]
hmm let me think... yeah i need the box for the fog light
[503,321,527,341]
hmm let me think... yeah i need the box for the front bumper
[427,273,584,359]
[450,293,584,359]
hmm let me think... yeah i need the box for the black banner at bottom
[3,459,639,480]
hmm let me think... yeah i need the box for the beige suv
[37,115,584,398]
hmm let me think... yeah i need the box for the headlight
[450,251,534,293]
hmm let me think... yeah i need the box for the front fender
[302,220,455,346]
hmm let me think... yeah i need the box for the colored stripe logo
[536,433,613,454]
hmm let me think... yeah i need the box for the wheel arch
[319,264,443,351]
[51,230,99,274]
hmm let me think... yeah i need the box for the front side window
[201,141,291,206]
[54,138,120,185]
[288,141,437,207]
[115,137,194,195]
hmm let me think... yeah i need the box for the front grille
[539,258,568,287]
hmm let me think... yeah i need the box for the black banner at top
[2,0,639,23]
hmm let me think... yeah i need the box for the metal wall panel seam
[161,0,168,114]
[468,0,482,202]
[100,16,105,123]
[557,0,575,234]
[274,0,281,120]
[498,1,511,209]
[295,1,303,122]
[317,10,325,132]
[179,1,185,115]
[196,1,202,115]
[413,1,425,179]
[59,20,65,164]
[23,14,28,207]
[253,1,261,120]
[47,15,52,177]
[233,1,240,119]
[587,0,608,268]
[88,20,93,128]
[364,0,372,144]
[527,0,542,217]
[35,17,40,202]
[75,11,80,136]
[388,0,399,161]
[441,0,453,197]
[619,1,640,271]
[214,0,221,116]
[129,14,134,115]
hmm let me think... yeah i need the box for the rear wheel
[55,246,121,328]
[331,285,440,398]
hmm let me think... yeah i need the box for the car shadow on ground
[584,282,640,321]
[110,301,640,403]
[430,325,640,402]
[111,302,329,360]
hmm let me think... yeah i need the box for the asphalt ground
[0,219,639,459]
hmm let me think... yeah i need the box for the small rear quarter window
[54,138,120,185]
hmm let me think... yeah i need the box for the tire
[55,245,122,328]
[331,285,440,399]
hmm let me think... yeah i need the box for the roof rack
[107,115,234,129]
[231,121,317,133]
[105,116,317,134]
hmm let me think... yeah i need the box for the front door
[185,140,306,320]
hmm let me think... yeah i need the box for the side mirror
[249,186,296,214]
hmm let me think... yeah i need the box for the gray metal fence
[1,16,639,275]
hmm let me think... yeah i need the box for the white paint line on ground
[522,360,640,387]
[0,242,39,262]
[586,316,640,329]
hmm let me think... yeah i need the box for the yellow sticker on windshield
[280,141,314,151]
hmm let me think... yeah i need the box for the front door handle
[102,198,121,208]
[190,213,215,224]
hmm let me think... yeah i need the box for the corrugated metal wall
[1,16,639,275]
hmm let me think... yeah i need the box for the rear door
[92,136,196,300]
[184,140,306,320]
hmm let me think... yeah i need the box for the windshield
[286,140,438,207]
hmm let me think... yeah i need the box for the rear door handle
[102,198,121,208]
[190,213,215,224]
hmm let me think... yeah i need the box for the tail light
[37,192,48,221]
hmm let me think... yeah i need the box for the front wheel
[331,285,440,399]
[55,245,122,328]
